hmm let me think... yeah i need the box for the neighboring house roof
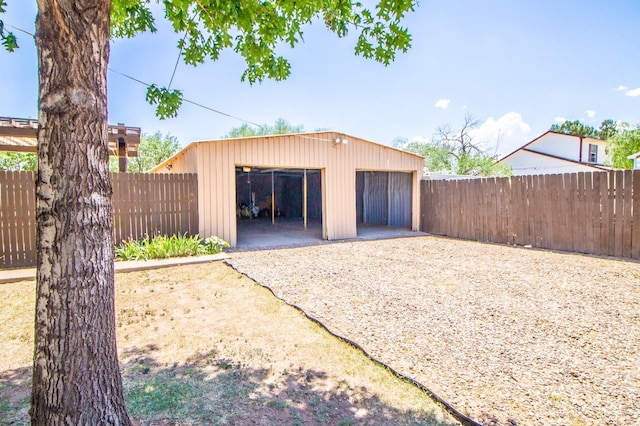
[627,151,640,160]
[515,148,611,172]
[498,130,605,163]
[628,151,640,170]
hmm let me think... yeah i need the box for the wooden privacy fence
[1,171,198,269]
[421,170,640,260]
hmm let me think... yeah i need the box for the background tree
[550,119,618,140]
[1,0,417,423]
[129,131,180,172]
[223,118,304,138]
[397,114,512,177]
[610,125,640,169]
[551,119,599,138]
[0,151,36,170]
[598,119,618,141]
[393,137,453,172]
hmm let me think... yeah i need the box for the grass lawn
[0,262,456,425]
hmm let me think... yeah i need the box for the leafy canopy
[108,131,180,172]
[108,0,416,119]
[1,1,415,119]
[550,119,618,140]
[0,151,36,171]
[222,118,304,138]
[395,114,513,177]
[130,131,181,172]
[610,125,640,169]
[0,1,17,51]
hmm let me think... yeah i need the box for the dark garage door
[356,171,412,228]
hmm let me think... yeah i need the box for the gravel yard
[227,235,640,426]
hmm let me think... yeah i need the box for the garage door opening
[236,167,323,248]
[356,171,413,237]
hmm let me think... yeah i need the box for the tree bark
[31,1,131,424]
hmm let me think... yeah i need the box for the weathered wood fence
[1,171,198,269]
[421,170,640,260]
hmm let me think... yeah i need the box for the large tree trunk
[30,1,131,424]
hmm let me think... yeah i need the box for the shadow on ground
[1,345,456,426]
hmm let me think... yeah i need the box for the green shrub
[115,233,229,261]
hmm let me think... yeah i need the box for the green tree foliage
[550,119,619,140]
[0,151,36,170]
[598,119,618,141]
[394,137,452,172]
[551,120,598,138]
[223,118,304,138]
[0,1,17,51]
[109,0,416,118]
[396,114,512,177]
[129,131,180,172]
[610,125,640,169]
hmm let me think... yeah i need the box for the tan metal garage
[153,132,423,247]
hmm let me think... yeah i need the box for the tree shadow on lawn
[0,365,31,424]
[0,345,456,426]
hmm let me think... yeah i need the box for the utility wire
[108,67,263,127]
[5,22,341,141]
[167,13,194,90]
[5,23,263,128]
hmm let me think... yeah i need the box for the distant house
[497,131,611,176]
[628,152,640,170]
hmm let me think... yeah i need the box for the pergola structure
[0,116,141,172]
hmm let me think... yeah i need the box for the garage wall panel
[157,132,423,246]
[389,172,413,228]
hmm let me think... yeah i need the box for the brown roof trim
[518,148,611,171]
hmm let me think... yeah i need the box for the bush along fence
[421,170,640,260]
[0,171,198,269]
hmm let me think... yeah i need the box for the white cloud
[471,112,531,157]
[435,99,450,110]
[625,88,640,97]
[584,110,596,118]
[614,85,629,91]
[554,117,568,123]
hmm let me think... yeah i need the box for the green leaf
[1,29,17,52]
[0,13,18,52]
[145,85,183,120]
[110,0,417,119]
[111,0,156,38]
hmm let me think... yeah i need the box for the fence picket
[420,170,638,260]
[632,170,640,259]
[1,172,198,269]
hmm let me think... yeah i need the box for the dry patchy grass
[0,262,457,425]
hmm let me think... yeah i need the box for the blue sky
[1,1,639,157]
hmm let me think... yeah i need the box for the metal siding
[182,133,421,246]
[356,172,364,223]
[388,172,412,227]
[363,172,389,225]
[222,140,232,243]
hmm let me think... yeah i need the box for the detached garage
[153,132,423,247]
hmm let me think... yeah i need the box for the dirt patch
[0,262,456,425]
[227,236,640,426]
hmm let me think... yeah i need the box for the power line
[5,23,263,128]
[107,68,263,127]
[4,22,341,143]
